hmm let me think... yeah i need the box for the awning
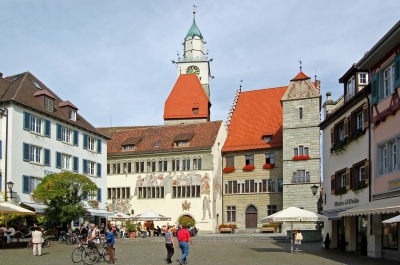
[383,214,400,223]
[339,196,400,217]
[21,202,46,213]
[85,209,114,217]
[325,211,343,220]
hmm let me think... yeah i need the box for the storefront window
[382,214,398,250]
[357,216,368,251]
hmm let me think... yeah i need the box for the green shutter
[97,188,102,202]
[97,163,101,177]
[23,175,30,193]
[371,72,380,105]
[97,139,102,154]
[56,124,62,141]
[73,130,79,146]
[44,119,51,138]
[23,112,31,130]
[44,148,50,166]
[73,156,79,173]
[56,152,61,169]
[395,53,400,89]
[83,134,88,149]
[23,143,30,162]
[83,159,88,174]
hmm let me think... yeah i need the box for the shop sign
[334,198,359,206]
[388,178,400,190]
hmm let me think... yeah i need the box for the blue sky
[1,1,399,127]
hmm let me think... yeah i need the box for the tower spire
[299,59,302,72]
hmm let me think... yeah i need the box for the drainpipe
[2,104,8,202]
[364,90,372,234]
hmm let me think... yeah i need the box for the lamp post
[112,197,116,212]
[310,184,319,196]
[7,181,14,200]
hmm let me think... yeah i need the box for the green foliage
[262,223,279,229]
[32,172,98,226]
[352,180,368,195]
[330,129,366,156]
[335,186,348,196]
[218,223,237,229]
[126,221,138,232]
[179,215,195,227]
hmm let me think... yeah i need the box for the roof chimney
[0,72,3,78]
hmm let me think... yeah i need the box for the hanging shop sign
[334,198,359,207]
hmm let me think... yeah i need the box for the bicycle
[26,231,50,249]
[81,242,115,265]
[71,233,88,263]
[58,231,76,245]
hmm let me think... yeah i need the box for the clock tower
[177,11,211,99]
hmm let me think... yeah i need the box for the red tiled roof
[99,120,223,156]
[222,86,287,152]
[33,89,56,99]
[164,74,210,120]
[0,72,108,139]
[59,100,78,110]
[291,71,310,81]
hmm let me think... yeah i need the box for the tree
[32,172,98,231]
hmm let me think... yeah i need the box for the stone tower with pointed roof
[177,11,211,99]
[281,72,321,218]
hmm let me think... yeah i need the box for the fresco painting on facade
[202,196,211,220]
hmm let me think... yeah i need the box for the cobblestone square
[1,237,399,265]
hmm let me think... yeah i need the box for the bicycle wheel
[42,238,50,248]
[26,241,32,249]
[81,248,99,265]
[71,247,83,263]
[103,246,115,262]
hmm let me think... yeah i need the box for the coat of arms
[182,200,191,211]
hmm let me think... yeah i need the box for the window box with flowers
[223,167,236,173]
[242,165,255,171]
[293,155,310,161]
[263,163,275,169]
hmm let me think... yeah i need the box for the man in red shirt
[177,224,194,265]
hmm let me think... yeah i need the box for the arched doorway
[245,205,258,228]
[179,215,195,227]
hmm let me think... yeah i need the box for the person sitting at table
[7,225,16,237]
[0,226,10,243]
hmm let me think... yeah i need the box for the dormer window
[192,108,199,114]
[155,141,160,147]
[262,135,272,142]
[44,97,54,112]
[175,140,189,147]
[359,73,367,84]
[122,145,135,151]
[69,108,76,121]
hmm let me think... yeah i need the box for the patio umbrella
[107,212,132,221]
[261,206,328,253]
[0,202,36,215]
[383,214,400,223]
[131,210,171,221]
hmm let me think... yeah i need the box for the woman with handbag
[31,227,43,256]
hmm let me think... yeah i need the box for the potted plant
[223,166,236,173]
[126,221,137,238]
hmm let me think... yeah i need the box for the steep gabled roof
[164,74,210,120]
[222,86,287,152]
[99,120,223,156]
[0,72,109,139]
[281,72,320,101]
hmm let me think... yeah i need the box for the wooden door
[245,205,258,228]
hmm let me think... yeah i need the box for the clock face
[186,66,200,75]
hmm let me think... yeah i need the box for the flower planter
[223,167,236,173]
[219,228,233,233]
[129,232,136,238]
[242,165,255,171]
[293,155,310,161]
[263,163,275,169]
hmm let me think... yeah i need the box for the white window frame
[69,108,76,121]
[383,64,394,97]
[29,145,42,163]
[341,173,346,188]
[88,136,96,151]
[359,73,367,84]
[62,154,71,170]
[31,116,42,134]
[176,141,189,147]
[88,161,95,175]
[44,97,54,112]
[356,112,364,130]
[339,125,345,141]
[62,127,72,143]
[392,142,397,172]
[359,166,366,181]
[30,177,42,193]
[346,77,355,100]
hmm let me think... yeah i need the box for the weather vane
[193,5,197,15]
[239,80,243,90]
[299,59,302,71]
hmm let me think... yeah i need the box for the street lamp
[7,181,14,200]
[310,184,319,196]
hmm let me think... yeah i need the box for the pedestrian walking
[177,224,193,265]
[31,227,43,256]
[164,225,175,264]
[105,226,115,264]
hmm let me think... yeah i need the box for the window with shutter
[345,169,351,190]
[371,73,380,105]
[83,134,88,149]
[344,117,349,138]
[97,188,102,202]
[97,139,102,154]
[23,143,30,161]
[331,175,335,194]
[44,149,50,166]
[363,103,369,129]
[394,53,400,89]
[365,161,369,185]
[330,127,335,147]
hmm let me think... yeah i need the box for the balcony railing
[178,57,208,63]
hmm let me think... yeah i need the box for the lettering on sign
[388,179,400,190]
[334,198,359,207]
